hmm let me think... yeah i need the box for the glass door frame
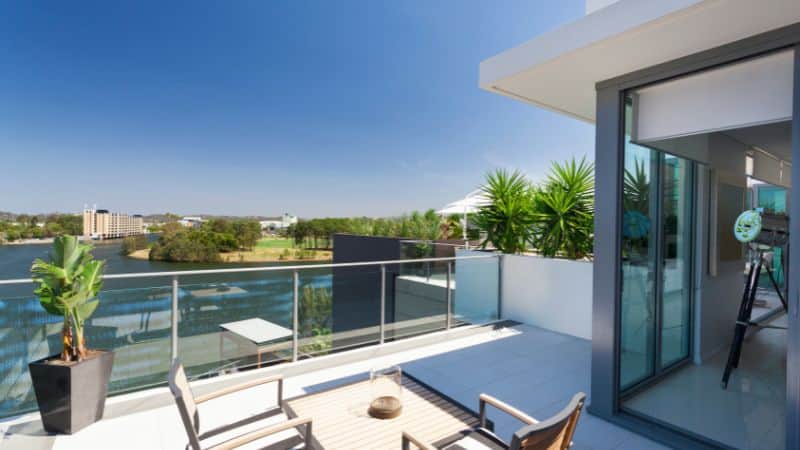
[617,137,696,398]
[589,25,800,450]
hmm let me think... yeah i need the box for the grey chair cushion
[438,428,509,450]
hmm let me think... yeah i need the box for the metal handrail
[0,251,500,375]
[398,240,470,248]
[0,251,503,414]
[0,254,497,285]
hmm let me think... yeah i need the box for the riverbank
[127,247,332,263]
[1,236,90,246]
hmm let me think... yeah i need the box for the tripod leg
[734,262,762,369]
[722,261,758,389]
[764,264,788,312]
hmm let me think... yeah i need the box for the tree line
[284,210,474,250]
[0,214,83,242]
[146,218,263,262]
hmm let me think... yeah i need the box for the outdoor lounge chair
[168,359,313,450]
[402,392,586,450]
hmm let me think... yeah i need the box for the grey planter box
[28,350,114,434]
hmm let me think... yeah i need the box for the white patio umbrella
[436,189,491,247]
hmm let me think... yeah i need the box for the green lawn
[256,237,294,249]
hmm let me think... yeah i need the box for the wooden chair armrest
[479,393,538,426]
[208,416,311,450]
[402,431,435,450]
[196,375,283,404]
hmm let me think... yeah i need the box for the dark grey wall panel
[787,45,800,450]
[331,234,401,342]
[589,87,623,418]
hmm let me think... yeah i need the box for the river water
[0,237,314,293]
[0,239,332,418]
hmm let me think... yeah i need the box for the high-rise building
[83,206,144,239]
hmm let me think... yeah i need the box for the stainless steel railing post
[446,261,452,330]
[380,264,386,344]
[497,254,503,319]
[171,275,179,361]
[293,270,299,362]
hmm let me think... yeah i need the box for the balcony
[0,254,665,449]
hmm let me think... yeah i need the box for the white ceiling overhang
[479,0,800,123]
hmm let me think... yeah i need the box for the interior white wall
[500,254,593,340]
[752,150,790,187]
[692,143,748,364]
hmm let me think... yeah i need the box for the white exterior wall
[500,254,593,340]
[586,0,620,14]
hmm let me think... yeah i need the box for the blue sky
[0,1,594,217]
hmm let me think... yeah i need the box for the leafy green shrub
[299,286,332,354]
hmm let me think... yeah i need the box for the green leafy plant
[440,214,464,240]
[531,157,595,259]
[474,169,536,254]
[31,236,106,361]
[299,286,333,354]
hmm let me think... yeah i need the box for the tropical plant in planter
[28,235,113,434]
[531,157,595,259]
[474,169,536,254]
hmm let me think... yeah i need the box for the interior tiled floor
[624,315,787,450]
[1,324,669,450]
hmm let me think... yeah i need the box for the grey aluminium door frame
[589,22,800,450]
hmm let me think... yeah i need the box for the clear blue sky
[0,1,594,218]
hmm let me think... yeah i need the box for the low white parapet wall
[500,254,593,340]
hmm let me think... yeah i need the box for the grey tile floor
[403,325,670,450]
[1,324,672,450]
[624,315,787,450]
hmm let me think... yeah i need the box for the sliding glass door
[659,155,693,368]
[619,98,694,391]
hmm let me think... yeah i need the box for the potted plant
[28,235,112,434]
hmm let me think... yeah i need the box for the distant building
[178,216,204,228]
[83,207,144,239]
[260,213,298,232]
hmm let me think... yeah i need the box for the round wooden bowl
[368,395,402,419]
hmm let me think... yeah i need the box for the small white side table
[219,318,294,368]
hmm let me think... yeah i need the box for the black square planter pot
[28,350,114,434]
